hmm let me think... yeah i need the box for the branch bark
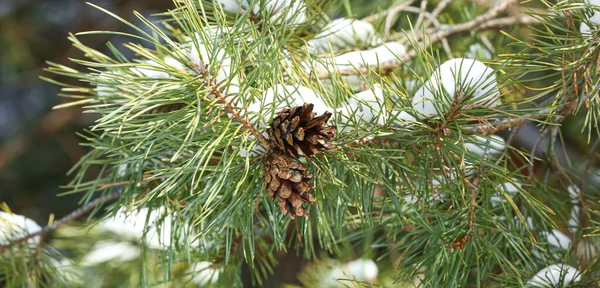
[0,189,122,253]
[209,82,272,149]
[318,0,540,79]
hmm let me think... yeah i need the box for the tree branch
[362,0,415,23]
[0,189,122,253]
[209,82,272,149]
[317,0,540,79]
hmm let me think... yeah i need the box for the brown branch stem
[318,0,540,79]
[0,189,122,253]
[209,82,272,149]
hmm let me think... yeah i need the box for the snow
[464,134,506,159]
[216,0,248,13]
[187,261,220,285]
[307,18,380,54]
[246,84,330,129]
[98,206,177,249]
[336,84,387,131]
[581,0,600,37]
[129,60,170,79]
[465,43,492,60]
[323,258,379,286]
[0,211,42,248]
[304,41,406,91]
[540,229,572,250]
[80,241,141,265]
[527,264,581,287]
[411,58,500,119]
[490,180,521,208]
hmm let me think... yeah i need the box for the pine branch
[424,0,452,28]
[361,0,414,23]
[317,0,540,79]
[413,0,429,32]
[381,1,416,38]
[469,108,552,134]
[0,189,122,253]
[209,82,273,150]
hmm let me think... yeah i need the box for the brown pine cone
[263,150,316,218]
[267,103,335,158]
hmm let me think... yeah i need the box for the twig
[527,127,551,181]
[413,0,428,32]
[581,138,600,192]
[317,0,537,79]
[476,14,542,30]
[384,1,416,38]
[468,111,551,135]
[399,6,454,58]
[362,0,415,23]
[410,0,517,44]
[0,189,122,253]
[424,0,452,28]
[209,82,272,149]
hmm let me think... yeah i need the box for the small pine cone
[263,150,316,218]
[267,103,335,158]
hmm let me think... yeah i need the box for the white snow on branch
[304,42,406,91]
[98,206,186,250]
[323,258,378,286]
[490,180,521,208]
[581,0,600,37]
[527,264,581,287]
[567,185,580,234]
[0,211,42,248]
[246,84,330,128]
[81,241,141,265]
[217,0,248,13]
[465,43,492,60]
[411,58,500,119]
[465,134,506,160]
[307,18,381,54]
[336,84,387,131]
[217,0,307,26]
[186,261,221,286]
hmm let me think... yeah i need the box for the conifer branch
[413,0,429,32]
[0,190,122,253]
[361,0,415,23]
[424,0,452,28]
[383,1,416,37]
[317,0,539,79]
[209,82,272,150]
[469,110,552,135]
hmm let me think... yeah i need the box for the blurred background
[0,0,176,224]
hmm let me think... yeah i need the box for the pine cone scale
[278,181,292,198]
[263,151,316,218]
[293,127,305,141]
[267,103,336,158]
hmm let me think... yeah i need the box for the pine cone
[267,103,335,158]
[263,151,316,218]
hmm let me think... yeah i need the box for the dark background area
[0,0,175,223]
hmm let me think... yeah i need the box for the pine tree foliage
[1,0,600,287]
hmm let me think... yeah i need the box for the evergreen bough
[1,0,600,287]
